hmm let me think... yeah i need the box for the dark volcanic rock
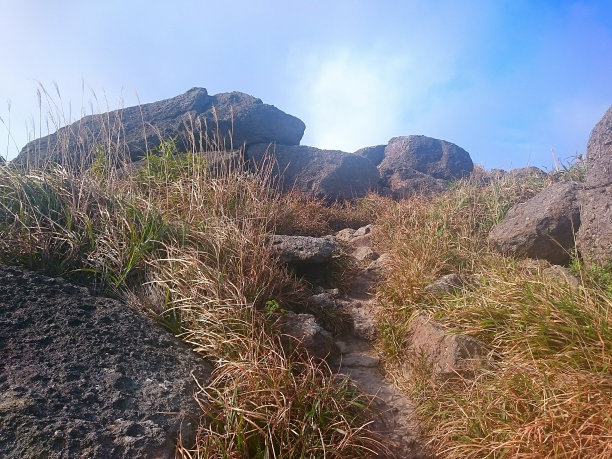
[246,143,379,201]
[576,105,612,265]
[384,167,449,198]
[488,181,583,265]
[585,104,612,187]
[354,145,386,166]
[15,88,305,166]
[270,235,339,265]
[379,135,473,181]
[576,185,612,265]
[0,265,211,458]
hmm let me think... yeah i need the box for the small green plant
[264,299,280,314]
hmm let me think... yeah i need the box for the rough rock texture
[0,265,211,458]
[405,312,490,378]
[576,185,612,264]
[576,106,612,264]
[269,235,339,264]
[379,135,473,182]
[354,145,386,166]
[384,167,449,199]
[424,273,464,296]
[279,312,338,360]
[542,265,580,288]
[488,181,583,265]
[507,166,547,181]
[15,88,305,166]
[585,104,612,188]
[247,143,379,201]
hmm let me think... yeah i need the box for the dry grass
[373,173,612,458]
[0,107,385,457]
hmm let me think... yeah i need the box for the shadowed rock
[269,234,339,264]
[354,145,386,166]
[488,181,582,265]
[15,88,305,167]
[0,265,211,458]
[247,143,379,201]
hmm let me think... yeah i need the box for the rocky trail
[332,226,425,458]
[275,224,495,458]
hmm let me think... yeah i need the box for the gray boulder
[379,135,473,182]
[247,143,379,201]
[507,166,547,181]
[279,312,338,360]
[424,273,464,296]
[584,104,612,187]
[488,181,583,265]
[269,234,339,264]
[384,167,449,199]
[354,145,386,166]
[575,105,612,265]
[15,88,305,166]
[576,185,612,265]
[0,265,211,458]
[404,312,489,379]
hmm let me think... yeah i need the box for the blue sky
[1,0,611,169]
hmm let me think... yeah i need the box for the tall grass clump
[0,96,385,457]
[373,170,612,458]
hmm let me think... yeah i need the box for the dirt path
[331,227,427,458]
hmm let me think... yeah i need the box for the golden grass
[373,174,612,458]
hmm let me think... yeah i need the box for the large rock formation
[246,143,379,201]
[584,105,612,188]
[576,105,612,265]
[354,145,386,167]
[488,181,582,265]
[0,265,211,458]
[15,88,305,166]
[359,135,473,198]
[379,135,474,181]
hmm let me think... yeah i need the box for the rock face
[584,105,612,188]
[488,181,583,265]
[247,143,379,201]
[405,313,489,379]
[354,145,386,166]
[576,105,612,265]
[15,88,305,166]
[576,185,612,264]
[0,265,211,458]
[385,167,449,199]
[279,312,338,360]
[269,235,339,264]
[379,135,473,182]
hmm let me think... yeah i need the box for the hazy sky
[1,0,611,169]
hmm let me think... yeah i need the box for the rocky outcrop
[384,167,449,199]
[15,88,305,166]
[279,312,338,360]
[379,135,473,182]
[269,234,339,265]
[404,312,490,379]
[0,265,211,458]
[424,273,465,296]
[584,105,612,188]
[576,105,612,265]
[354,145,386,166]
[488,181,583,265]
[576,185,612,264]
[247,143,379,201]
